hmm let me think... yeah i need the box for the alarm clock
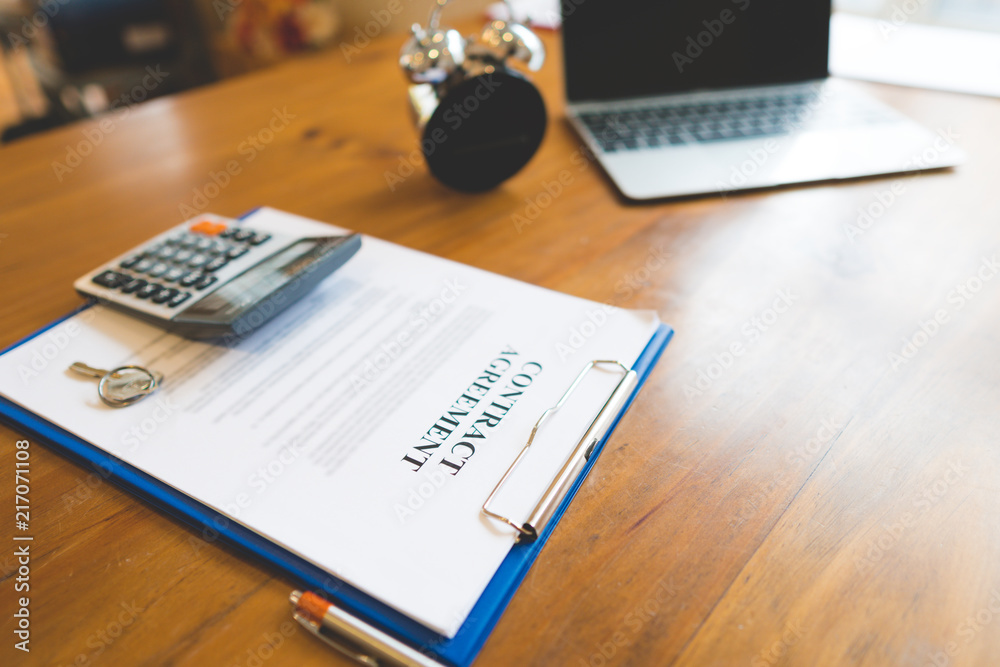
[399,0,547,192]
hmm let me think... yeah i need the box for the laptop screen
[563,0,831,102]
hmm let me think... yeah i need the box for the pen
[290,590,446,667]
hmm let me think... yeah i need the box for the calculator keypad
[120,278,147,294]
[91,220,272,310]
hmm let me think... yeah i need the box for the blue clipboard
[0,277,672,667]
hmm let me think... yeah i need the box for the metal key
[69,362,164,408]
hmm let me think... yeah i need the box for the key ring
[69,362,164,408]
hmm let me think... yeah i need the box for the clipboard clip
[481,360,638,543]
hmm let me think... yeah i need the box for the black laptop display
[563,0,831,102]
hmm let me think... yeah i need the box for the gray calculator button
[168,291,192,308]
[92,270,129,289]
[178,234,200,249]
[152,288,179,304]
[204,256,228,273]
[146,263,170,278]
[179,272,202,287]
[156,246,178,260]
[173,249,194,264]
[117,275,141,291]
[163,267,188,282]
[193,274,218,290]
[226,246,248,260]
[187,254,210,268]
[134,258,155,273]
[136,283,162,299]
[120,278,147,294]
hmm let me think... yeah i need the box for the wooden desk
[2,25,999,667]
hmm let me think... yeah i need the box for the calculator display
[179,236,354,321]
[181,241,316,318]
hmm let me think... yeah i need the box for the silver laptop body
[562,1,964,200]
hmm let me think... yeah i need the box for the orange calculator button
[189,220,227,235]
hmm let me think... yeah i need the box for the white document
[831,13,1000,98]
[0,208,660,637]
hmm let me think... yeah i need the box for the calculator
[74,213,362,340]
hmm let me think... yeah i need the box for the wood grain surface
[1,22,999,667]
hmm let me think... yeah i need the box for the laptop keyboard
[578,89,896,153]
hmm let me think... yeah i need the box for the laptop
[562,0,965,200]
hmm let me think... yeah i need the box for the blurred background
[0,0,997,143]
[839,0,1000,30]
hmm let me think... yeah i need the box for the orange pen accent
[189,221,226,235]
[296,590,332,623]
[290,590,444,667]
